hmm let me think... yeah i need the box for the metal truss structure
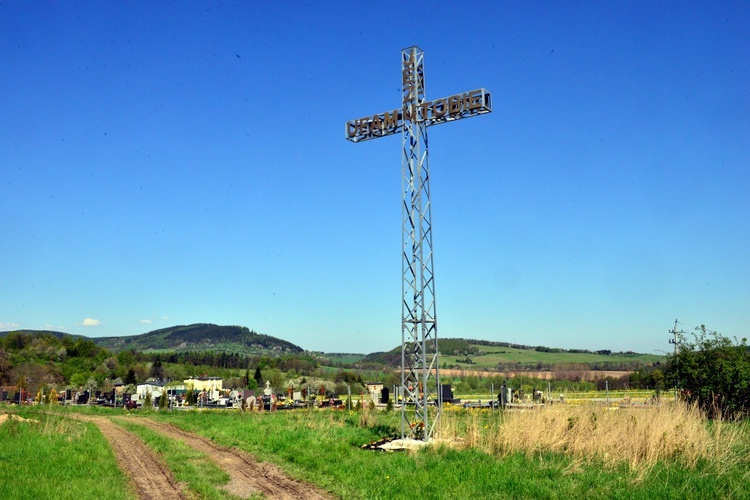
[345,46,491,441]
[399,46,440,441]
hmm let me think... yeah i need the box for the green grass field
[0,409,132,500]
[2,404,747,499]
[450,344,664,368]
[149,406,749,499]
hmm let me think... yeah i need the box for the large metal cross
[345,46,491,441]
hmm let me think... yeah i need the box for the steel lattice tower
[345,46,491,441]
[399,46,440,440]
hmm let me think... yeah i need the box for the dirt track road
[72,415,186,500]
[74,413,331,500]
[126,418,331,500]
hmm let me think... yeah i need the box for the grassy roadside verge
[0,407,133,500]
[149,407,749,499]
[3,404,748,499]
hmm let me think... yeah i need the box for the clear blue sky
[2,2,748,355]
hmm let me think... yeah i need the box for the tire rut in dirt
[124,418,331,500]
[70,415,186,500]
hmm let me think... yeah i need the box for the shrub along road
[69,413,330,500]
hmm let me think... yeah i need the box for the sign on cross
[345,49,491,142]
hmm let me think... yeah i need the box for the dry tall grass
[437,402,747,474]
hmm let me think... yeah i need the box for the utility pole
[605,380,609,404]
[669,319,684,356]
[669,319,686,401]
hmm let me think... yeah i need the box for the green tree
[0,349,10,385]
[70,372,87,389]
[242,367,250,389]
[150,356,164,380]
[117,350,136,367]
[159,388,168,410]
[667,325,750,418]
[124,368,137,386]
[465,374,480,391]
[264,368,284,393]
[651,368,665,396]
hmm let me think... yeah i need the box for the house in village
[184,376,223,401]
[133,380,188,406]
[134,380,166,405]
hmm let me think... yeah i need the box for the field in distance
[366,339,663,371]
[454,344,663,368]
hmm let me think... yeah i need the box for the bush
[667,326,750,418]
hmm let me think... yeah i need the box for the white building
[134,381,166,405]
[184,377,223,401]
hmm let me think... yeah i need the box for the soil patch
[0,413,38,425]
[126,418,331,500]
[70,415,186,500]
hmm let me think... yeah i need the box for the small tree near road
[667,325,750,418]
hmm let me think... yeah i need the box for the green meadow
[1,403,747,499]
[448,344,663,369]
[0,409,132,500]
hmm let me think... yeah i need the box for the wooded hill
[93,324,303,355]
[0,326,661,368]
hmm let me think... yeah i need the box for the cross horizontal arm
[345,88,492,143]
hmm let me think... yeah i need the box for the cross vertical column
[400,46,441,441]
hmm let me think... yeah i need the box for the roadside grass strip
[145,407,748,499]
[115,418,236,499]
[8,406,748,499]
[0,409,132,500]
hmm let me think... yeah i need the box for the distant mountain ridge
[1,327,656,363]
[92,323,304,354]
[0,329,87,340]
